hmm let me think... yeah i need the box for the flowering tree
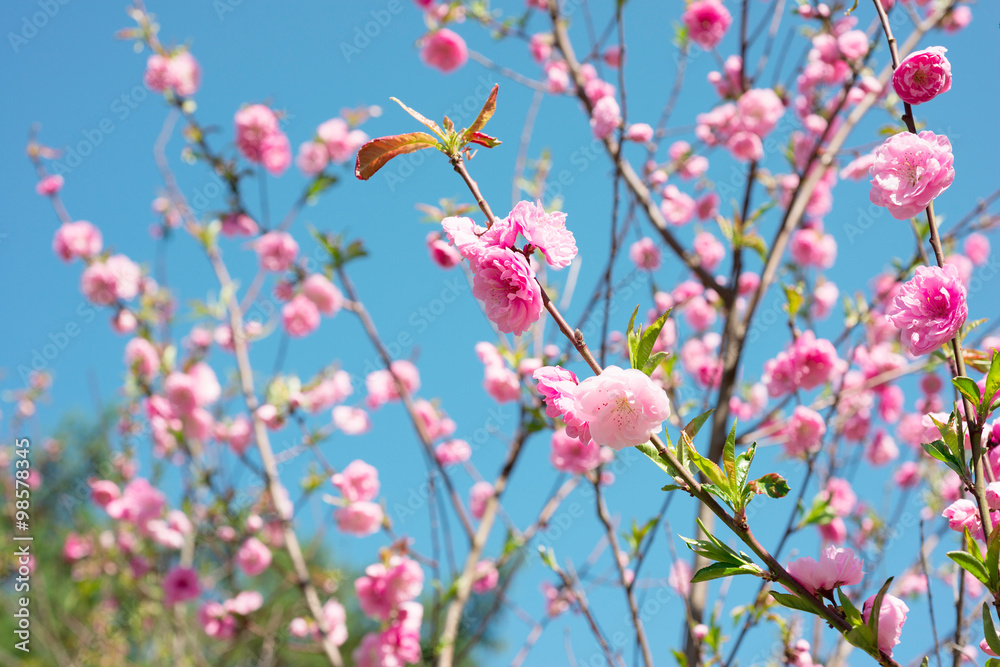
[8,0,1000,666]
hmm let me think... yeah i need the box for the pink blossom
[626,123,654,143]
[163,566,201,605]
[421,29,468,73]
[471,247,543,335]
[302,372,353,412]
[840,153,878,180]
[590,96,622,140]
[333,406,371,435]
[236,537,272,576]
[550,428,603,474]
[892,47,951,105]
[317,118,368,164]
[836,30,869,61]
[529,33,552,63]
[987,482,1000,511]
[332,460,380,502]
[942,6,972,34]
[964,233,991,266]
[414,399,456,440]
[683,296,717,331]
[225,416,253,454]
[822,478,857,516]
[355,557,424,621]
[199,602,237,639]
[698,193,720,220]
[63,532,90,561]
[220,212,258,237]
[868,131,955,220]
[866,430,899,465]
[53,220,102,262]
[89,479,120,508]
[660,185,696,225]
[943,499,982,536]
[573,365,671,450]
[483,364,520,403]
[472,559,499,594]
[235,104,281,163]
[763,331,844,396]
[693,232,725,271]
[302,273,343,315]
[124,337,159,379]
[787,545,865,595]
[507,200,578,269]
[435,439,472,466]
[682,0,732,50]
[534,366,591,442]
[783,406,825,456]
[296,141,329,175]
[790,221,837,268]
[629,238,661,271]
[366,360,421,409]
[894,462,921,488]
[260,132,291,175]
[35,174,63,196]
[819,517,847,543]
[281,295,321,337]
[426,232,462,268]
[335,502,383,536]
[144,54,171,92]
[668,560,693,597]
[811,280,839,320]
[105,478,165,530]
[166,52,201,97]
[862,594,908,656]
[737,88,785,138]
[727,131,763,162]
[255,231,299,272]
[320,600,349,645]
[469,481,494,520]
[886,264,967,356]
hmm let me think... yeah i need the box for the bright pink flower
[894,462,921,488]
[534,366,591,442]
[472,559,499,594]
[550,428,603,474]
[332,406,371,435]
[943,499,981,536]
[260,132,291,175]
[63,532,90,561]
[469,481,494,520]
[336,502,383,536]
[727,130,763,162]
[235,104,281,163]
[426,232,462,268]
[529,33,552,63]
[301,273,343,316]
[590,96,622,140]
[783,406,825,456]
[317,118,368,164]
[787,545,865,595]
[255,231,299,272]
[507,200,578,269]
[790,221,837,269]
[166,51,201,97]
[836,30,869,61]
[105,478,165,530]
[573,365,671,450]
[89,479,120,508]
[822,478,857,516]
[682,0,732,50]
[697,193,720,220]
[35,174,63,196]
[421,29,468,73]
[626,123,654,143]
[236,537,273,576]
[886,264,967,356]
[819,516,847,543]
[471,247,542,335]
[763,331,844,396]
[868,131,955,220]
[355,557,424,622]
[661,185,696,225]
[862,594,908,657]
[964,233,991,266]
[683,296,717,331]
[892,47,951,105]
[221,212,258,237]
[866,430,899,465]
[629,237,661,270]
[435,439,472,466]
[693,232,725,271]
[366,360,421,409]
[53,220,102,262]
[736,88,785,138]
[144,54,171,92]
[124,337,159,379]
[296,141,329,175]
[163,566,201,605]
[332,460,380,503]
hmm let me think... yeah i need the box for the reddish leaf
[354,132,439,180]
[389,97,446,140]
[465,84,499,136]
[466,131,502,149]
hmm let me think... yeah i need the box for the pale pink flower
[332,460,380,502]
[661,185,696,225]
[534,366,591,443]
[783,406,825,456]
[693,232,725,271]
[682,0,732,50]
[105,478,165,530]
[89,479,120,508]
[862,594,908,656]
[426,232,462,268]
[469,481,494,520]
[550,428,603,474]
[472,559,499,594]
[590,96,622,140]
[942,6,972,34]
[163,566,200,605]
[355,557,424,621]
[336,502,383,536]
[866,430,899,465]
[787,545,865,595]
[507,200,578,269]
[320,600,349,645]
[629,237,661,270]
[811,280,839,319]
[296,140,329,175]
[885,264,967,356]
[836,30,869,61]
[822,478,857,517]
[255,231,299,272]
[727,130,763,162]
[471,247,542,335]
[199,602,236,639]
[124,337,159,379]
[840,153,876,180]
[763,331,844,396]
[894,462,921,488]
[221,212,258,237]
[790,221,837,268]
[573,365,671,450]
[626,123,654,143]
[302,273,343,316]
[529,33,552,63]
[943,499,981,536]
[236,537,272,576]
[317,118,368,164]
[668,560,693,597]
[63,533,91,561]
[235,104,281,163]
[892,47,951,105]
[35,174,63,196]
[53,220,102,262]
[964,233,991,266]
[697,193,720,220]
[260,132,291,175]
[365,360,421,409]
[302,372,353,412]
[144,54,171,92]
[987,482,1000,511]
[435,439,472,466]
[421,29,468,73]
[736,88,785,138]
[166,51,201,97]
[281,295,321,337]
[868,131,955,220]
[483,364,520,403]
[333,406,371,435]
[226,416,253,454]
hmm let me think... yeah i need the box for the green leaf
[681,410,715,448]
[838,588,863,627]
[751,472,790,499]
[844,625,876,652]
[389,96,446,140]
[722,421,737,485]
[769,591,816,614]
[866,577,894,639]
[782,283,804,319]
[985,604,1000,657]
[986,525,1000,591]
[636,442,679,478]
[921,439,966,478]
[634,308,672,372]
[642,351,670,376]
[952,376,982,410]
[985,658,1000,667]
[734,442,756,494]
[626,305,641,368]
[690,562,763,583]
[355,132,440,180]
[984,350,1000,417]
[305,173,337,201]
[671,649,688,667]
[685,439,730,492]
[947,551,991,587]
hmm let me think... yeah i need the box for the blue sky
[3,0,1000,664]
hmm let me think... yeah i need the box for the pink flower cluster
[333,459,383,537]
[234,104,291,175]
[289,599,349,646]
[353,555,425,667]
[475,341,521,403]
[534,365,671,450]
[682,0,732,50]
[885,264,967,356]
[762,331,844,397]
[550,427,606,474]
[696,88,785,162]
[868,130,955,220]
[279,273,343,338]
[53,220,102,262]
[144,51,201,97]
[80,254,142,305]
[297,117,369,175]
[892,47,952,105]
[786,545,864,596]
[441,200,577,335]
[366,360,421,409]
